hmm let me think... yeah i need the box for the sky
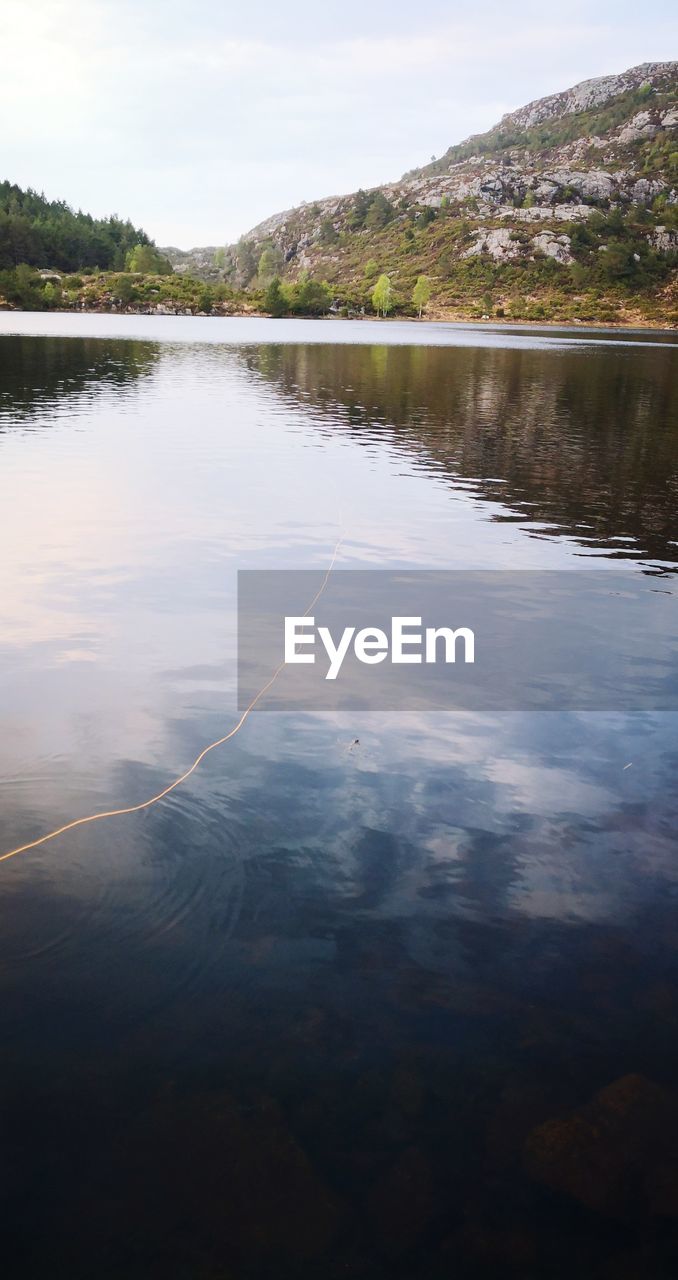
[1,0,676,248]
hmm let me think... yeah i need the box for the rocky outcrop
[497,203,592,222]
[463,228,523,261]
[462,227,573,265]
[499,62,677,132]
[617,109,661,143]
[532,232,573,264]
[398,163,672,218]
[651,225,678,253]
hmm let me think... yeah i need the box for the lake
[1,313,677,1278]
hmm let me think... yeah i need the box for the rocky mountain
[164,62,678,324]
[479,62,677,133]
[159,244,225,282]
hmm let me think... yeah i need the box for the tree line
[0,181,170,273]
[263,272,432,318]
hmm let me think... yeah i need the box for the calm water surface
[1,315,677,1277]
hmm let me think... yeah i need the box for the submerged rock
[525,1073,678,1216]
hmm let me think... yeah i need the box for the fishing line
[0,534,344,865]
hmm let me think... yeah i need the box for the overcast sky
[1,0,676,248]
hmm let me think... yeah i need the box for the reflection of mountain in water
[0,336,160,427]
[243,342,678,567]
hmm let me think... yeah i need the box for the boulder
[617,110,660,144]
[463,228,523,261]
[525,1073,678,1217]
[532,232,573,263]
[631,176,667,203]
[651,225,678,253]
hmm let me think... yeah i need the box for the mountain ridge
[167,61,677,248]
[496,61,676,133]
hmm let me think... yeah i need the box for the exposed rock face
[536,168,617,202]
[497,203,593,222]
[463,228,523,261]
[500,62,676,131]
[462,227,573,265]
[631,176,668,203]
[532,232,573,264]
[652,225,678,253]
[393,161,671,217]
[617,109,661,143]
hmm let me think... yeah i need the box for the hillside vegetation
[0,182,173,309]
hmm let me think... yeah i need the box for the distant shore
[2,261,676,330]
[1,304,676,333]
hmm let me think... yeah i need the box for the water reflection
[244,342,678,568]
[0,324,677,1277]
[0,334,159,427]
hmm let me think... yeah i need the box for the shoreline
[1,305,676,333]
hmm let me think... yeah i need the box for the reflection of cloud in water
[486,758,610,815]
[237,706,678,927]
